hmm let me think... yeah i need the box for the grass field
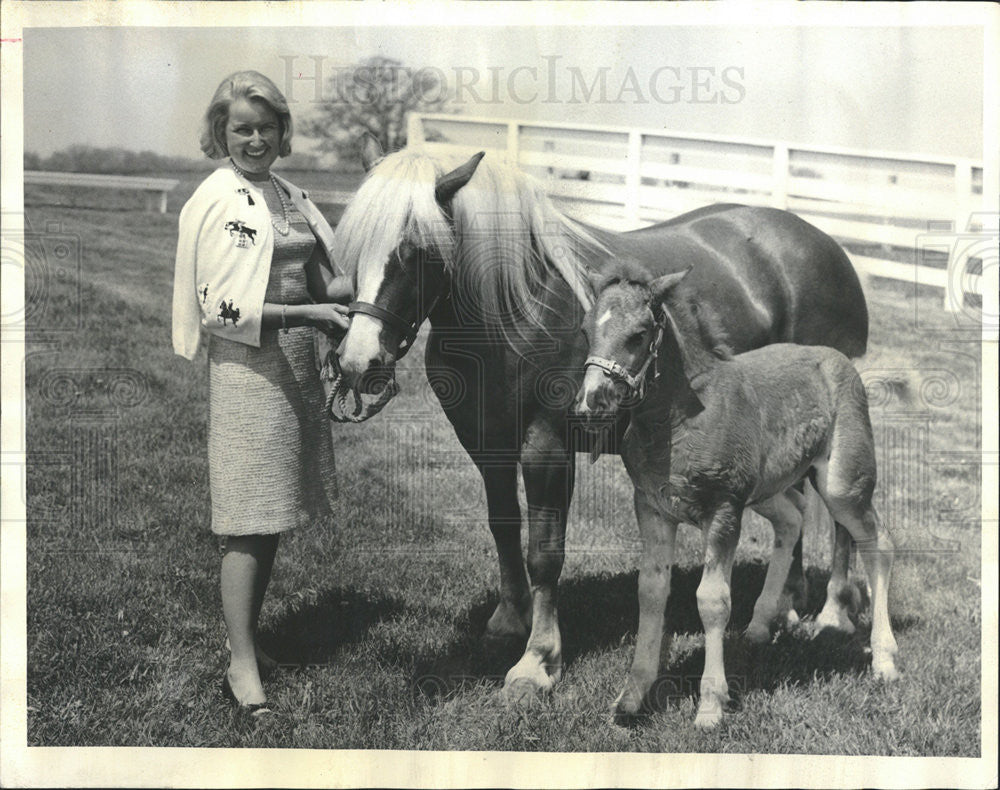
[22,183,983,753]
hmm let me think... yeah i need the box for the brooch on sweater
[224,219,257,248]
[236,187,255,207]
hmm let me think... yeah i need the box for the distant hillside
[24,145,327,175]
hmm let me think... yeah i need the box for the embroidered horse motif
[224,220,257,244]
[218,299,241,326]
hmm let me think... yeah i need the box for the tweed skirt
[207,326,338,535]
[206,213,337,536]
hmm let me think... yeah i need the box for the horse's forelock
[593,258,654,295]
[332,151,457,282]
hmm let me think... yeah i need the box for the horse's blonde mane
[333,149,604,330]
[449,155,601,318]
[333,151,457,294]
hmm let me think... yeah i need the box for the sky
[22,24,984,161]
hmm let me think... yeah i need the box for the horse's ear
[649,266,693,303]
[435,151,485,205]
[361,134,384,172]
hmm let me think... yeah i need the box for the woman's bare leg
[221,534,279,704]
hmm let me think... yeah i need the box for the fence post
[506,121,520,164]
[945,160,974,313]
[158,190,168,214]
[624,130,642,227]
[407,112,425,149]
[771,144,789,210]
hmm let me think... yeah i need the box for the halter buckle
[584,317,666,403]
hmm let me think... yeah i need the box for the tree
[301,56,451,166]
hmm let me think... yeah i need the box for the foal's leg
[614,490,678,723]
[827,504,899,680]
[815,518,858,634]
[814,462,899,680]
[851,507,899,680]
[695,501,742,729]
[503,427,573,699]
[477,460,532,640]
[745,489,804,643]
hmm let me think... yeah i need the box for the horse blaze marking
[597,309,613,327]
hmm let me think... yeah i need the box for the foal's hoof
[872,657,900,683]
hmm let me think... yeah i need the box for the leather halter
[348,290,445,360]
[584,314,667,402]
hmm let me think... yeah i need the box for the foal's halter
[584,313,668,402]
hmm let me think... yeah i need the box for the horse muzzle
[571,368,623,427]
[337,315,400,394]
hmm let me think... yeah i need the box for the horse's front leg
[695,501,742,729]
[614,489,678,724]
[477,460,532,641]
[503,424,572,701]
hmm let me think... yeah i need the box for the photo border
[1,2,996,787]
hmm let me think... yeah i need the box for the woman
[172,70,352,713]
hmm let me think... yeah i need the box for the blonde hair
[199,70,293,159]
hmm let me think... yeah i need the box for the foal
[572,267,899,728]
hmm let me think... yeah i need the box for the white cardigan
[172,165,339,361]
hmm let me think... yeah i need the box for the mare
[331,137,869,701]
[572,267,898,728]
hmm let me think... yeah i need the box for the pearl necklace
[230,159,291,236]
[267,174,291,236]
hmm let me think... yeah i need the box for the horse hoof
[612,708,644,728]
[693,708,724,730]
[612,697,648,728]
[611,688,645,726]
[814,608,856,636]
[485,602,531,643]
[502,676,548,706]
[744,622,771,645]
[872,660,900,683]
[481,631,526,663]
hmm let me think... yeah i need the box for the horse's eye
[626,331,645,349]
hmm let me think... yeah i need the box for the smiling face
[225,97,282,175]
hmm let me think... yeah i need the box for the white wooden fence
[407,113,989,313]
[24,171,180,213]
